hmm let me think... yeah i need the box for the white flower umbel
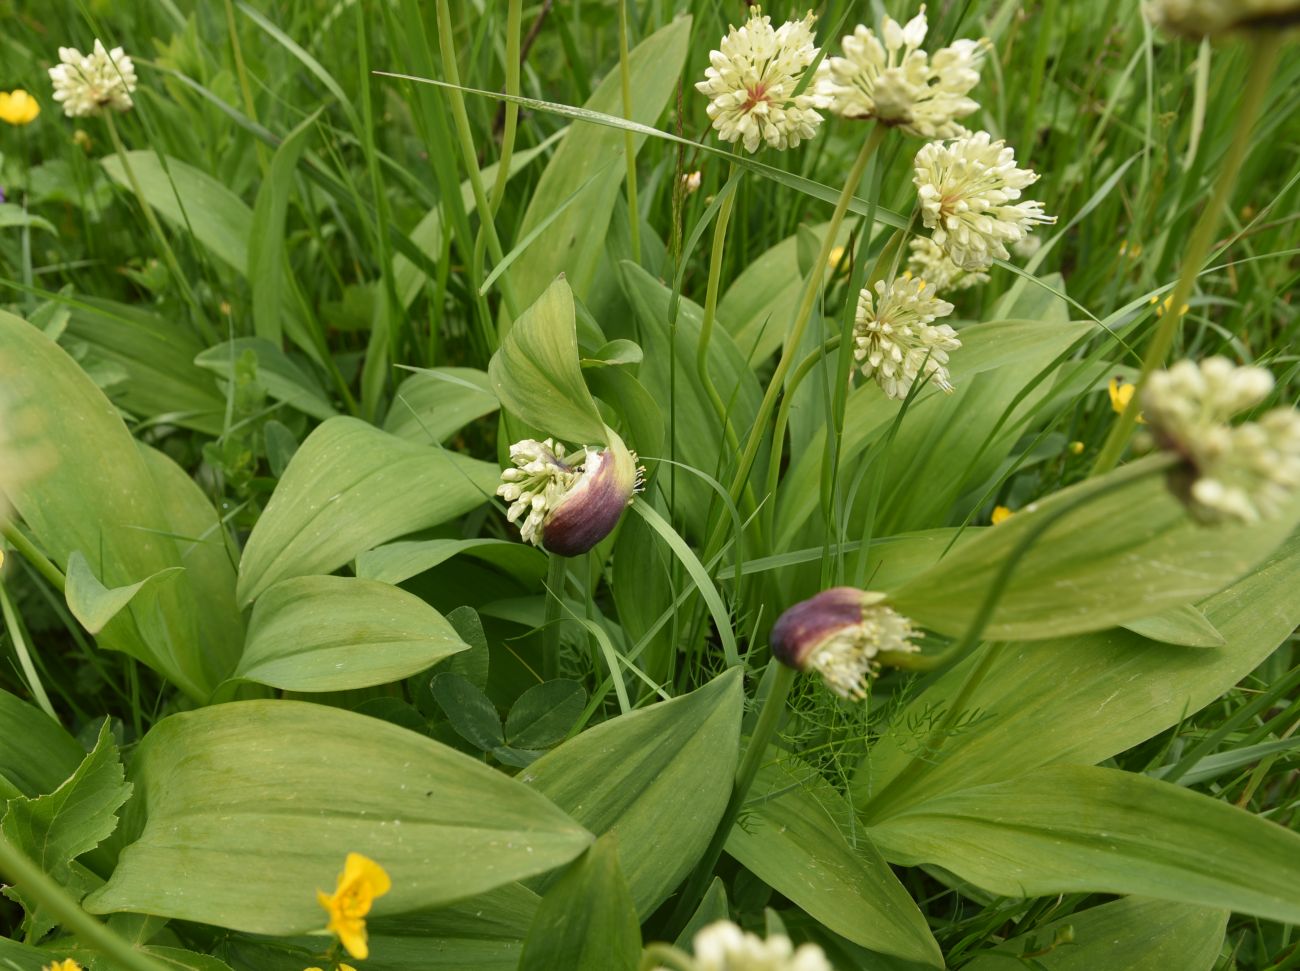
[914,131,1056,271]
[770,588,922,701]
[696,8,823,153]
[497,438,583,547]
[49,40,137,117]
[692,920,833,971]
[1146,0,1300,35]
[816,6,987,138]
[853,275,960,400]
[906,236,989,292]
[1143,357,1300,525]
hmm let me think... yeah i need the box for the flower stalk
[1091,29,1282,477]
[618,0,641,264]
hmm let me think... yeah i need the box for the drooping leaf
[0,690,83,798]
[236,417,499,605]
[234,575,468,692]
[523,669,743,917]
[355,537,545,587]
[518,835,640,971]
[64,551,182,636]
[84,701,591,933]
[868,764,1300,925]
[1120,603,1223,646]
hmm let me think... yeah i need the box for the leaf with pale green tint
[234,575,468,692]
[524,669,743,917]
[725,761,942,967]
[431,671,504,750]
[518,835,640,971]
[85,701,591,933]
[356,538,545,587]
[2,721,131,936]
[236,417,499,605]
[507,17,692,313]
[101,152,250,272]
[1121,603,1223,646]
[868,763,1300,925]
[195,339,337,421]
[888,456,1300,640]
[488,276,607,444]
[0,690,83,798]
[857,534,1300,819]
[64,551,183,635]
[0,936,49,971]
[506,680,585,750]
[385,368,499,444]
[962,897,1224,971]
[0,311,220,700]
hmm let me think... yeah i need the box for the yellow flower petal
[42,961,84,971]
[1108,377,1146,424]
[828,245,846,273]
[317,852,391,960]
[991,505,1014,525]
[0,89,40,125]
[1068,440,1084,455]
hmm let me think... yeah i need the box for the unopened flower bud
[770,587,921,700]
[496,431,643,556]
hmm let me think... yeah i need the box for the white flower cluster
[49,40,137,118]
[696,9,823,153]
[815,6,986,139]
[914,131,1055,271]
[906,237,989,293]
[807,595,921,701]
[1144,358,1300,525]
[496,438,588,546]
[853,275,960,400]
[692,920,833,971]
[1146,0,1300,35]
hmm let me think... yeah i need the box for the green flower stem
[104,113,217,345]
[541,553,567,681]
[713,125,886,554]
[1091,30,1282,477]
[696,164,742,455]
[668,662,798,935]
[865,456,1175,819]
[618,0,642,264]
[488,0,523,215]
[1,522,65,593]
[435,0,519,331]
[0,832,172,971]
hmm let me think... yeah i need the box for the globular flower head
[49,40,137,118]
[695,8,824,154]
[906,236,989,293]
[497,432,642,556]
[1143,357,1300,525]
[692,920,833,971]
[1146,0,1300,35]
[316,852,391,960]
[815,6,987,139]
[0,90,41,126]
[771,587,921,700]
[853,275,960,400]
[914,131,1056,271]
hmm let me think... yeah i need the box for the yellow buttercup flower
[304,966,356,971]
[316,852,391,960]
[828,245,846,273]
[42,961,83,971]
[1069,440,1085,455]
[1149,294,1188,318]
[0,89,41,125]
[1108,377,1146,424]
[991,505,1014,525]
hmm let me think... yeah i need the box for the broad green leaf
[249,112,317,345]
[962,896,1225,971]
[0,203,55,234]
[1121,603,1223,646]
[385,368,500,444]
[0,690,83,798]
[195,339,337,421]
[488,277,607,444]
[506,680,586,750]
[66,298,224,435]
[431,672,505,750]
[64,551,182,635]
[101,152,250,272]
[858,533,1300,819]
[356,538,545,587]
[2,721,131,936]
[0,936,50,971]
[518,835,639,971]
[507,17,692,313]
[888,456,1300,640]
[725,761,942,967]
[85,701,591,932]
[0,311,221,700]
[868,764,1300,925]
[676,878,729,948]
[234,575,468,692]
[236,417,499,605]
[524,669,743,917]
